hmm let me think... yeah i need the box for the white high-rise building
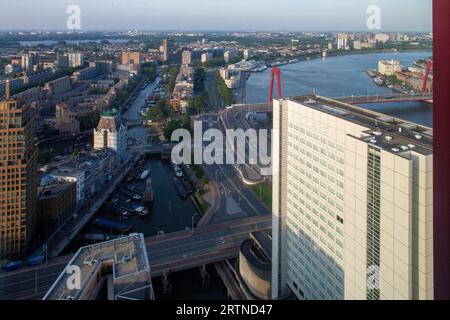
[93,112,127,161]
[182,50,192,65]
[337,33,348,50]
[272,95,433,300]
[68,52,85,68]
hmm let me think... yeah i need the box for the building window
[366,146,381,300]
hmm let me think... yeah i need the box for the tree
[215,71,233,106]
[164,119,180,140]
[147,98,170,119]
[187,96,205,115]
[181,112,192,131]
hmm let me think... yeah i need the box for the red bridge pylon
[269,66,282,102]
[422,61,433,94]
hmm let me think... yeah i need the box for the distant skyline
[0,0,432,32]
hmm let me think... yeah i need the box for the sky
[0,0,432,32]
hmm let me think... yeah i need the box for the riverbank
[245,50,433,128]
[256,49,432,70]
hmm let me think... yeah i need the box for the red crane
[422,61,433,94]
[269,66,282,102]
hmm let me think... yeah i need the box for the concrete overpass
[0,215,271,300]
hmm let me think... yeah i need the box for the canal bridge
[0,215,271,300]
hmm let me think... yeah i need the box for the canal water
[246,51,433,127]
[81,76,198,239]
[84,157,198,237]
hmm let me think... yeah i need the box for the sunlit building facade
[272,96,434,300]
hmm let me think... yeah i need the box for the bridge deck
[0,215,271,300]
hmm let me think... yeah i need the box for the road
[0,215,271,300]
[205,69,225,111]
[195,113,271,225]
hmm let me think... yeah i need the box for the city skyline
[0,0,442,302]
[0,0,432,32]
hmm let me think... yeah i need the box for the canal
[72,76,229,299]
[246,51,433,127]
[79,76,198,239]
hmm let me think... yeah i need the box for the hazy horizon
[0,0,432,32]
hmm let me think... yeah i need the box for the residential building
[243,49,251,60]
[4,64,21,75]
[68,52,85,68]
[37,181,77,238]
[375,33,390,43]
[21,53,39,72]
[120,52,141,73]
[353,40,376,50]
[201,52,213,64]
[224,50,238,63]
[44,76,72,97]
[378,60,402,76]
[54,103,80,135]
[56,54,69,68]
[50,168,86,209]
[337,33,349,50]
[121,52,141,66]
[182,50,192,65]
[162,38,172,62]
[272,95,433,300]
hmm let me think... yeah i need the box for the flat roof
[287,95,433,156]
[44,234,150,300]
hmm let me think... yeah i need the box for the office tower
[0,82,38,260]
[272,95,433,300]
[162,38,172,62]
[67,52,85,68]
[337,33,348,50]
[93,112,127,161]
[182,50,192,65]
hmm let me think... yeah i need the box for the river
[246,51,433,128]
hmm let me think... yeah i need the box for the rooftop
[288,95,433,156]
[38,182,74,200]
[43,234,151,300]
